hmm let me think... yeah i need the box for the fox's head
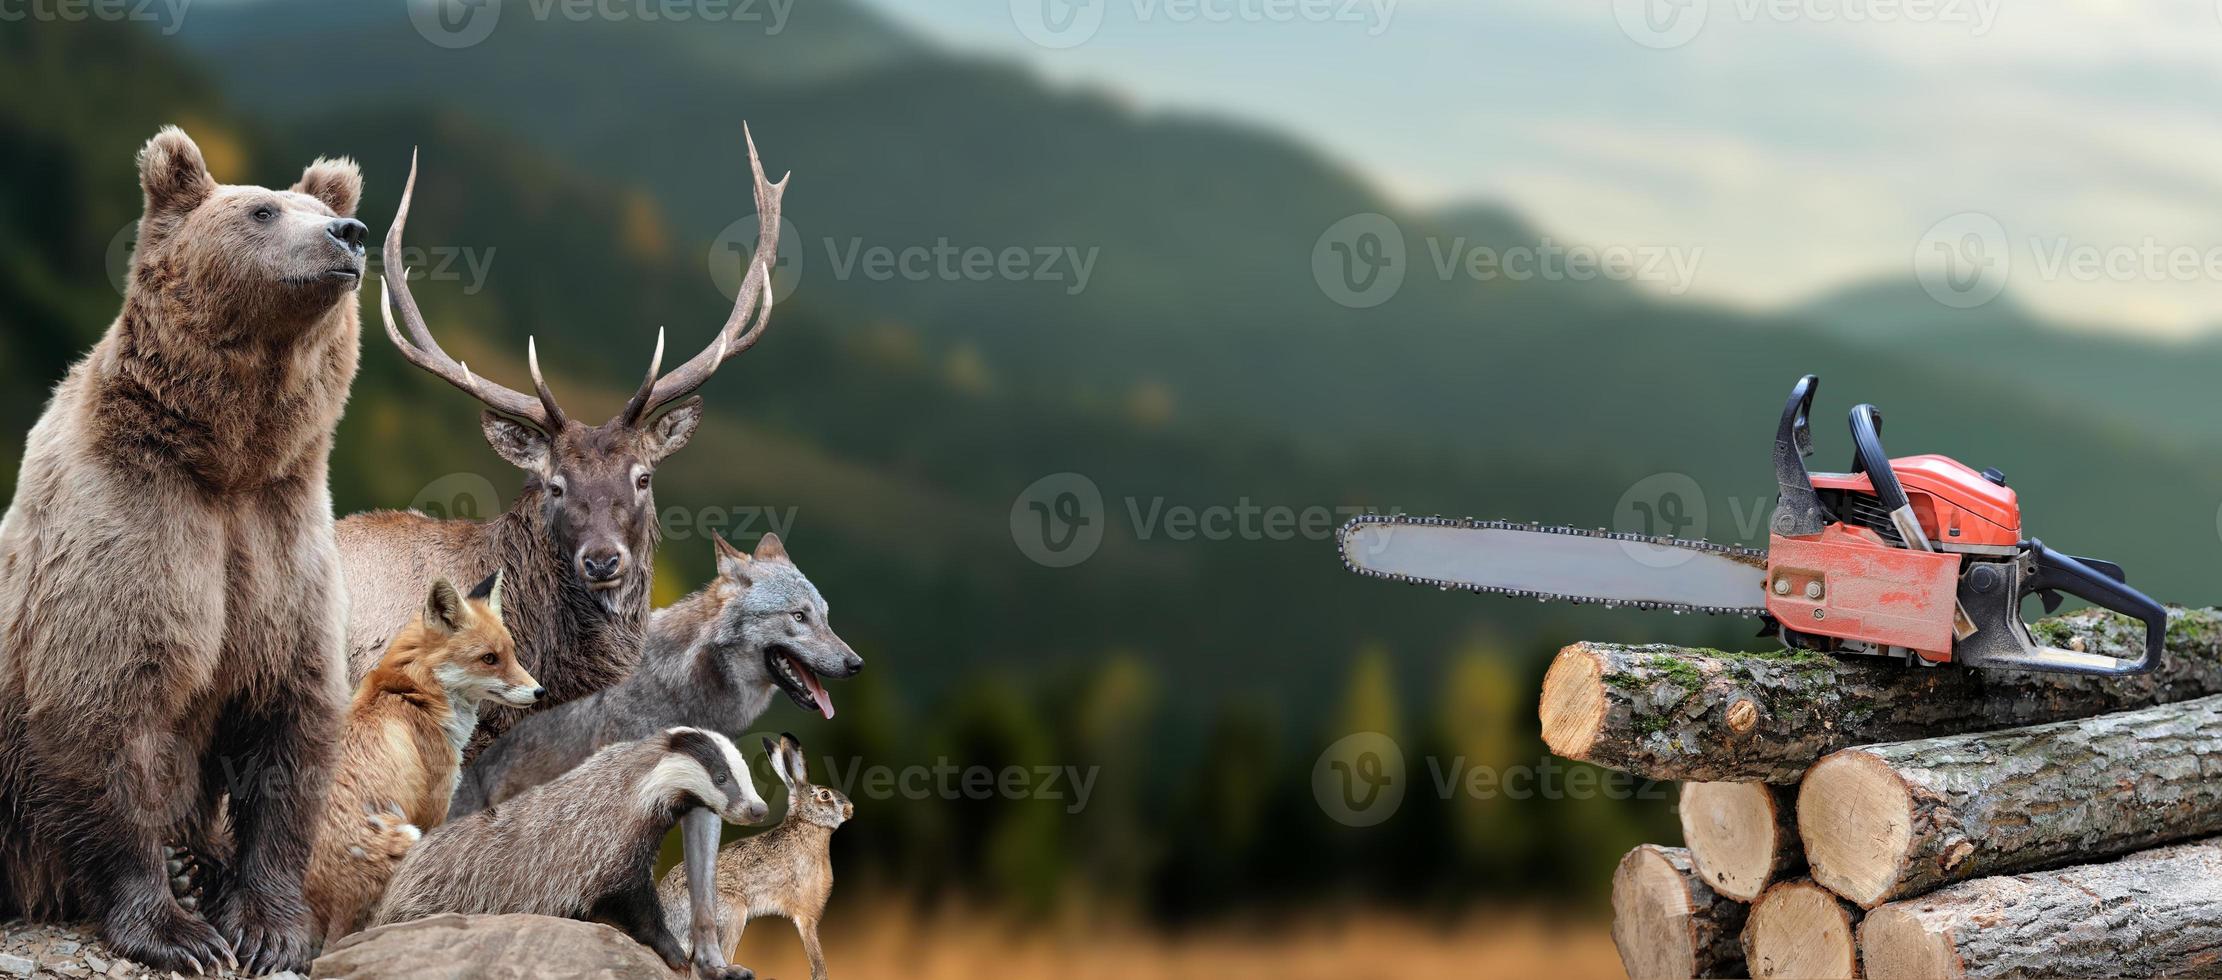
[707,532,862,721]
[420,573,542,709]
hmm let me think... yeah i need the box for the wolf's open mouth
[766,646,835,720]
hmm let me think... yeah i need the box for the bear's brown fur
[0,127,365,975]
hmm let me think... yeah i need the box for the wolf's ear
[482,412,552,475]
[645,396,703,463]
[752,531,790,564]
[292,156,362,218]
[467,570,504,620]
[424,578,467,637]
[713,532,753,584]
[138,127,216,221]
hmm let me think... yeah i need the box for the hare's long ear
[775,733,809,787]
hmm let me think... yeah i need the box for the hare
[659,733,853,980]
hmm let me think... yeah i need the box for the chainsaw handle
[2026,540,2165,675]
[1772,375,1828,537]
[1846,404,1908,512]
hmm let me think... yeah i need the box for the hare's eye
[817,790,832,802]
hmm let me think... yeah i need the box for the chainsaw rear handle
[2025,541,2165,675]
[1772,375,1828,537]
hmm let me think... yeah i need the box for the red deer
[337,128,787,754]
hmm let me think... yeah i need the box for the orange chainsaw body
[1765,455,2021,662]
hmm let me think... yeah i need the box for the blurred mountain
[1795,276,2222,451]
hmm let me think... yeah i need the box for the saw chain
[1336,513,1771,617]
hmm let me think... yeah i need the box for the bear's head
[131,126,368,332]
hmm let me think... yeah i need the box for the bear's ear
[481,411,553,475]
[293,157,362,218]
[138,126,216,220]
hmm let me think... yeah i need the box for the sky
[865,0,2222,338]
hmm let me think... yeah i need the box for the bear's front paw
[212,888,314,975]
[103,901,237,976]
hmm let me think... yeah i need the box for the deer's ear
[292,156,362,218]
[138,127,216,223]
[644,397,703,463]
[424,578,466,636]
[481,412,552,474]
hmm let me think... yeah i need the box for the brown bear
[0,127,363,975]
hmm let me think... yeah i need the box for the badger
[374,727,766,978]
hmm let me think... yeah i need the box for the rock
[0,953,32,976]
[312,915,675,980]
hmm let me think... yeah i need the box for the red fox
[303,573,541,945]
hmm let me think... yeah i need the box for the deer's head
[377,128,789,603]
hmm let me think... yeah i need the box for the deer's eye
[636,473,651,491]
[481,653,498,666]
[548,483,564,498]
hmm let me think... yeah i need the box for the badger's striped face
[640,727,768,825]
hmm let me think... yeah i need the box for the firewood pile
[1543,606,2222,979]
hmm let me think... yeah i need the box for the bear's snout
[327,218,368,253]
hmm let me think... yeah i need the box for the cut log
[1860,838,2222,979]
[1611,844,1747,980]
[1742,879,1862,979]
[1799,692,2222,908]
[1541,606,2222,783]
[1680,781,1802,902]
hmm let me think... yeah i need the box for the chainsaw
[1338,374,2165,675]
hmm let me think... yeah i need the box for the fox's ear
[138,126,216,222]
[292,156,362,217]
[752,531,790,564]
[424,578,466,636]
[467,570,504,620]
[713,532,753,584]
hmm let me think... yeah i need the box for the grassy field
[731,902,1625,980]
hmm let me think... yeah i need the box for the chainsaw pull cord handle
[1847,403,1935,551]
[1771,374,1828,537]
[2024,540,2165,675]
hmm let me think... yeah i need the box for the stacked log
[1545,607,2222,980]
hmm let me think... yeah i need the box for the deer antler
[625,123,789,426]
[380,149,556,429]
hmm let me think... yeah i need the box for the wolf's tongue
[799,665,834,720]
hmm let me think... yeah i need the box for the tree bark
[1742,879,1862,979]
[1681,781,1802,903]
[1611,844,1747,980]
[1859,838,2222,980]
[1798,693,2222,908]
[1541,607,2222,783]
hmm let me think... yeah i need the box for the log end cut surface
[1680,781,1787,902]
[1858,905,1962,980]
[1744,880,1861,979]
[1798,750,1912,908]
[1541,647,1606,760]
[1612,846,1701,980]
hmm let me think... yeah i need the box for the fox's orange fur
[303,575,539,945]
